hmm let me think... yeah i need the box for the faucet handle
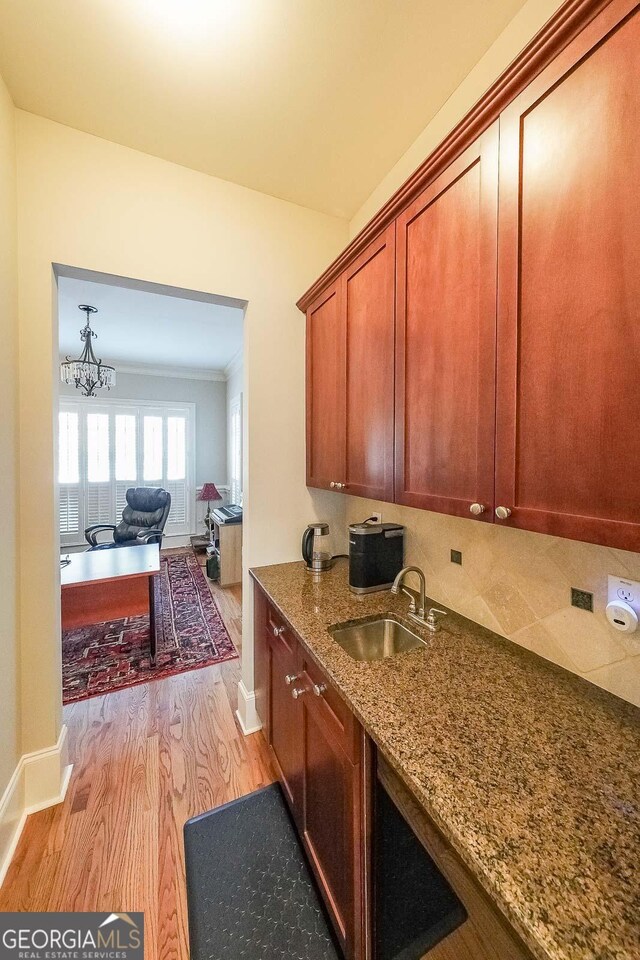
[401,586,417,613]
[426,607,447,630]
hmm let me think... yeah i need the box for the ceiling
[58,275,244,374]
[0,0,528,218]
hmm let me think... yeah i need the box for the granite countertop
[250,559,640,960]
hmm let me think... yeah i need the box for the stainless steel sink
[328,615,427,662]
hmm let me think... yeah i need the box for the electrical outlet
[450,549,462,565]
[371,512,382,524]
[571,588,593,612]
[608,576,640,608]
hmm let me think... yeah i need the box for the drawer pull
[284,674,298,686]
[291,687,307,700]
[313,683,327,697]
[495,506,512,520]
[272,625,285,637]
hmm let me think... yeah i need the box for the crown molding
[74,360,228,382]
[297,0,610,312]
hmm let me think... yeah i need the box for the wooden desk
[61,544,161,663]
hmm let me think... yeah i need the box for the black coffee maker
[348,521,405,594]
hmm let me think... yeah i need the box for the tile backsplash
[345,498,640,707]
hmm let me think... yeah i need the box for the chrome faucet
[391,565,448,631]
[391,566,426,621]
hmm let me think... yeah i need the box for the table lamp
[197,483,222,543]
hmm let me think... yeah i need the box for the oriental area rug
[62,550,238,703]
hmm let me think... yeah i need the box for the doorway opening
[55,265,246,703]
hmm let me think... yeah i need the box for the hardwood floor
[0,565,276,960]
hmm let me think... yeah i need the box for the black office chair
[85,486,171,550]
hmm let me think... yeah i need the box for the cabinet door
[300,679,363,960]
[395,123,499,520]
[343,225,396,501]
[267,621,303,819]
[496,0,640,551]
[306,281,346,489]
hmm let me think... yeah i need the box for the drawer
[300,648,360,763]
[265,603,298,658]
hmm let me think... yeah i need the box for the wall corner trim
[236,679,262,736]
[0,726,73,888]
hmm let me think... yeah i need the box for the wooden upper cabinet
[394,123,499,519]
[343,224,396,501]
[495,0,640,550]
[306,281,346,489]
[306,227,396,497]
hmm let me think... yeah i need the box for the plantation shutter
[59,485,80,538]
[59,407,82,546]
[86,482,113,526]
[165,414,188,531]
[58,399,194,546]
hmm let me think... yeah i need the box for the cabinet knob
[329,481,336,488]
[469,503,485,516]
[313,683,327,697]
[291,687,307,699]
[336,482,346,490]
[495,506,512,520]
[284,674,298,686]
[272,625,285,637]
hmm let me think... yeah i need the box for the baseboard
[236,680,262,735]
[0,726,73,887]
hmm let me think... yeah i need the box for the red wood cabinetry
[395,124,498,519]
[344,225,396,501]
[266,611,303,819]
[299,646,365,959]
[306,281,346,490]
[495,0,640,550]
[302,0,640,552]
[256,584,367,959]
[306,226,396,500]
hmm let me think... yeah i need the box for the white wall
[0,71,21,864]
[15,110,347,755]
[60,371,228,486]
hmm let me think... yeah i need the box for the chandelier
[60,304,116,397]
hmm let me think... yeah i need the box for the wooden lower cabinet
[254,583,534,960]
[255,583,368,959]
[268,623,303,818]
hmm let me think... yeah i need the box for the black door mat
[184,783,342,960]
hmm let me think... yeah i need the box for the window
[87,413,110,482]
[115,415,137,481]
[59,411,80,536]
[143,415,163,481]
[58,399,194,546]
[167,417,186,481]
[58,411,79,484]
